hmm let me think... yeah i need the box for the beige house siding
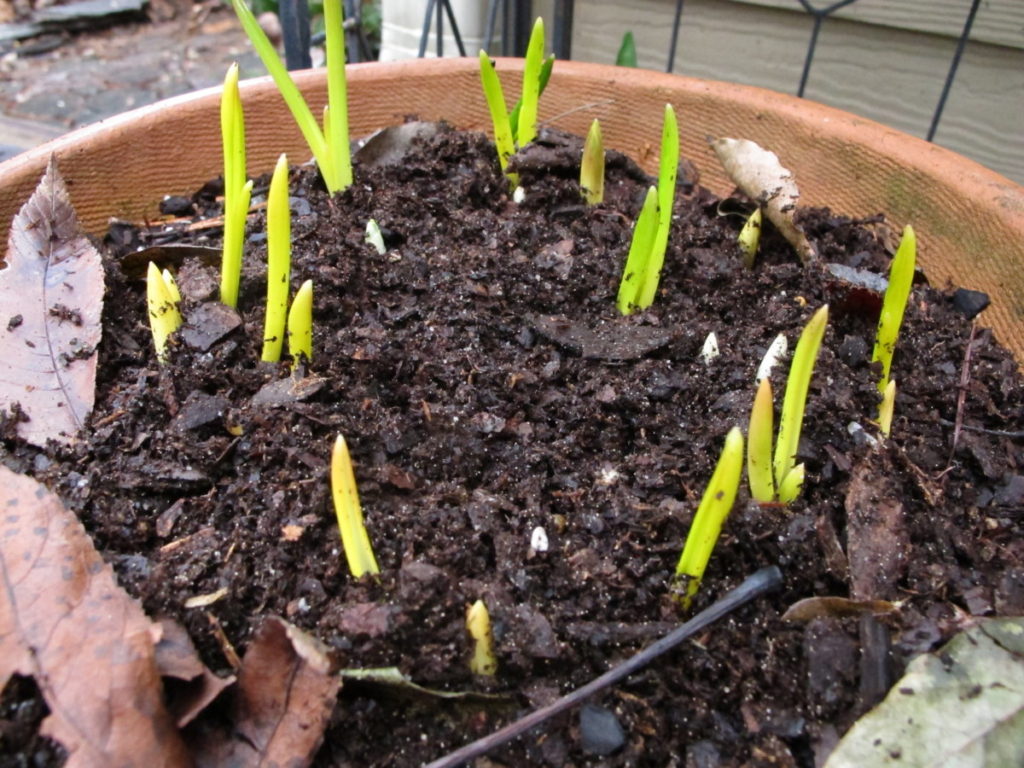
[538,0,1024,185]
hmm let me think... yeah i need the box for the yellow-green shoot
[767,305,829,504]
[146,262,182,363]
[674,426,744,610]
[738,207,762,269]
[230,0,351,193]
[331,434,380,579]
[872,224,916,394]
[261,154,291,362]
[616,186,658,314]
[287,279,313,364]
[477,17,552,179]
[616,104,679,314]
[580,118,604,205]
[466,600,497,676]
[220,63,254,308]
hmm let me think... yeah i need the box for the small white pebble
[597,465,619,485]
[530,526,549,553]
[513,186,526,204]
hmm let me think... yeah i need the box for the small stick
[947,324,978,467]
[937,419,1024,440]
[423,566,783,768]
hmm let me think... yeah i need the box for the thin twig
[937,419,1024,440]
[423,566,783,768]
[947,324,978,468]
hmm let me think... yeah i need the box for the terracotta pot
[2,58,1022,358]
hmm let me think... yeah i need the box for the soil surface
[3,124,1023,767]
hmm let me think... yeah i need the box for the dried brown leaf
[192,616,340,768]
[710,137,817,262]
[0,156,103,446]
[0,466,191,768]
[155,618,235,729]
[782,596,900,623]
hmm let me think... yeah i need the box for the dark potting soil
[3,123,1023,767]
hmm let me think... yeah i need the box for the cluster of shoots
[579,119,605,205]
[220,63,254,308]
[872,225,916,436]
[748,305,829,504]
[616,103,679,314]
[231,0,352,193]
[331,434,380,579]
[146,263,182,363]
[261,154,314,365]
[674,427,744,610]
[478,17,554,184]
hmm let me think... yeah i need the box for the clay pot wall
[1,59,1022,358]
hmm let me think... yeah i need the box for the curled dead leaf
[782,596,901,623]
[191,617,339,768]
[709,137,817,263]
[0,466,190,767]
[0,156,104,446]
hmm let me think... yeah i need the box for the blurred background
[1,0,1021,183]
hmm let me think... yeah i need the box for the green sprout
[515,17,546,148]
[230,0,351,193]
[219,63,254,308]
[287,279,313,364]
[616,104,679,314]
[616,31,637,67]
[466,599,497,676]
[146,262,182,363]
[738,207,762,269]
[765,304,829,504]
[261,154,291,363]
[615,186,658,314]
[674,426,744,610]
[580,118,605,205]
[331,434,380,579]
[477,18,552,180]
[872,224,916,394]
[878,378,896,437]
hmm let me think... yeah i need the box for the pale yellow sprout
[146,262,182,363]
[466,599,497,676]
[738,207,762,268]
[287,279,313,364]
[261,154,291,362]
[747,377,775,503]
[580,119,605,205]
[330,434,380,579]
[878,379,896,437]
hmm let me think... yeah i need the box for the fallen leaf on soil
[191,616,339,768]
[782,596,901,623]
[355,121,445,168]
[709,137,817,262]
[824,617,1024,767]
[119,243,222,280]
[154,618,235,728]
[0,466,190,767]
[341,668,514,705]
[844,451,909,600]
[0,156,103,446]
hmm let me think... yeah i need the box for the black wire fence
[281,0,987,145]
